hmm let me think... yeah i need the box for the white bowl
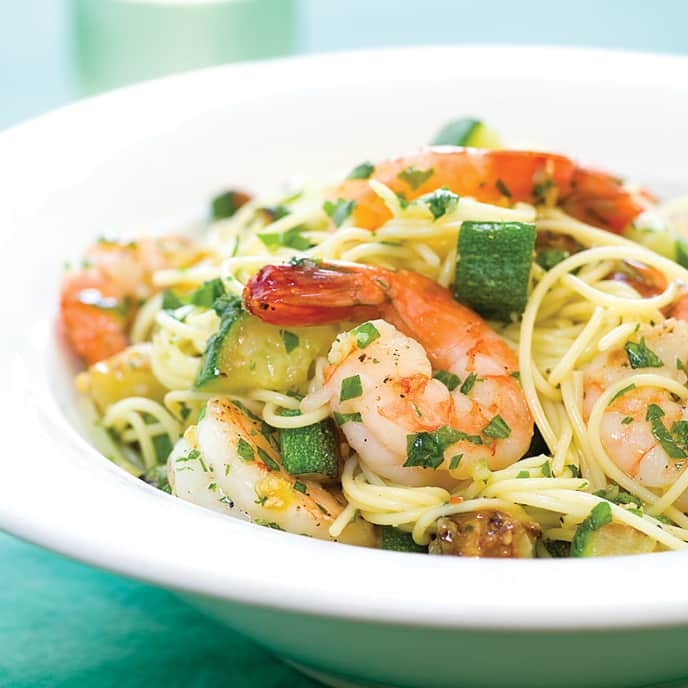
[2,46,688,688]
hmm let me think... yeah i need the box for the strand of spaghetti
[548,307,605,386]
[248,389,301,410]
[130,292,163,343]
[597,322,639,352]
[152,264,222,288]
[262,401,329,428]
[482,477,588,497]
[586,374,688,528]
[519,244,687,455]
[562,273,678,313]
[328,503,357,538]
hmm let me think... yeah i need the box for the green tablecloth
[0,532,318,687]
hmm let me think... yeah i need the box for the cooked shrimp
[168,397,376,545]
[245,261,533,486]
[61,236,198,364]
[583,319,688,490]
[332,146,649,233]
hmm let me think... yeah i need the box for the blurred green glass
[71,0,296,95]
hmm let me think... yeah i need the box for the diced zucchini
[572,522,656,557]
[381,526,427,553]
[571,502,656,557]
[455,221,536,321]
[624,211,688,268]
[211,189,251,220]
[431,117,501,149]
[278,409,338,480]
[195,300,336,393]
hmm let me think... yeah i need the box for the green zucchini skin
[454,221,536,321]
[278,411,339,480]
[194,296,245,389]
[381,526,427,553]
[431,117,482,146]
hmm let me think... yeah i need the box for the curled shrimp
[168,397,376,545]
[583,319,688,498]
[332,146,649,233]
[60,236,198,364]
[244,261,533,486]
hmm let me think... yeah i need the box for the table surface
[2,2,688,686]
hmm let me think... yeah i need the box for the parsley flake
[423,187,460,220]
[280,329,299,353]
[449,454,463,471]
[482,415,511,440]
[646,404,686,459]
[340,375,363,401]
[333,411,362,426]
[625,337,663,369]
[347,161,375,180]
[495,178,511,198]
[257,447,280,471]
[323,198,356,227]
[397,166,434,191]
[404,426,482,470]
[460,372,478,395]
[293,480,308,494]
[609,383,636,404]
[354,322,381,349]
[237,438,255,462]
[433,370,460,392]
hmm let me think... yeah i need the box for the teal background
[1,2,687,686]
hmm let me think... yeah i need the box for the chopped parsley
[536,248,569,271]
[254,495,268,505]
[404,426,482,470]
[162,289,185,310]
[678,358,686,371]
[347,161,375,180]
[460,372,478,395]
[237,438,255,462]
[449,454,463,470]
[541,460,552,478]
[191,278,226,308]
[516,470,530,479]
[354,322,381,349]
[621,416,634,425]
[280,329,299,353]
[423,187,460,220]
[293,480,308,494]
[253,519,284,530]
[257,447,280,471]
[482,415,511,440]
[566,464,580,478]
[609,383,636,404]
[397,166,434,191]
[495,178,511,198]
[594,484,642,508]
[570,502,613,557]
[433,370,460,392]
[257,224,313,251]
[323,198,356,227]
[333,411,362,425]
[625,337,663,369]
[340,374,363,401]
[395,191,410,209]
[219,495,234,507]
[645,404,686,459]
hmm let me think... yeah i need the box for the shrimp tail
[243,260,386,325]
[561,167,648,234]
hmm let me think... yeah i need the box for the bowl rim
[2,44,688,632]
